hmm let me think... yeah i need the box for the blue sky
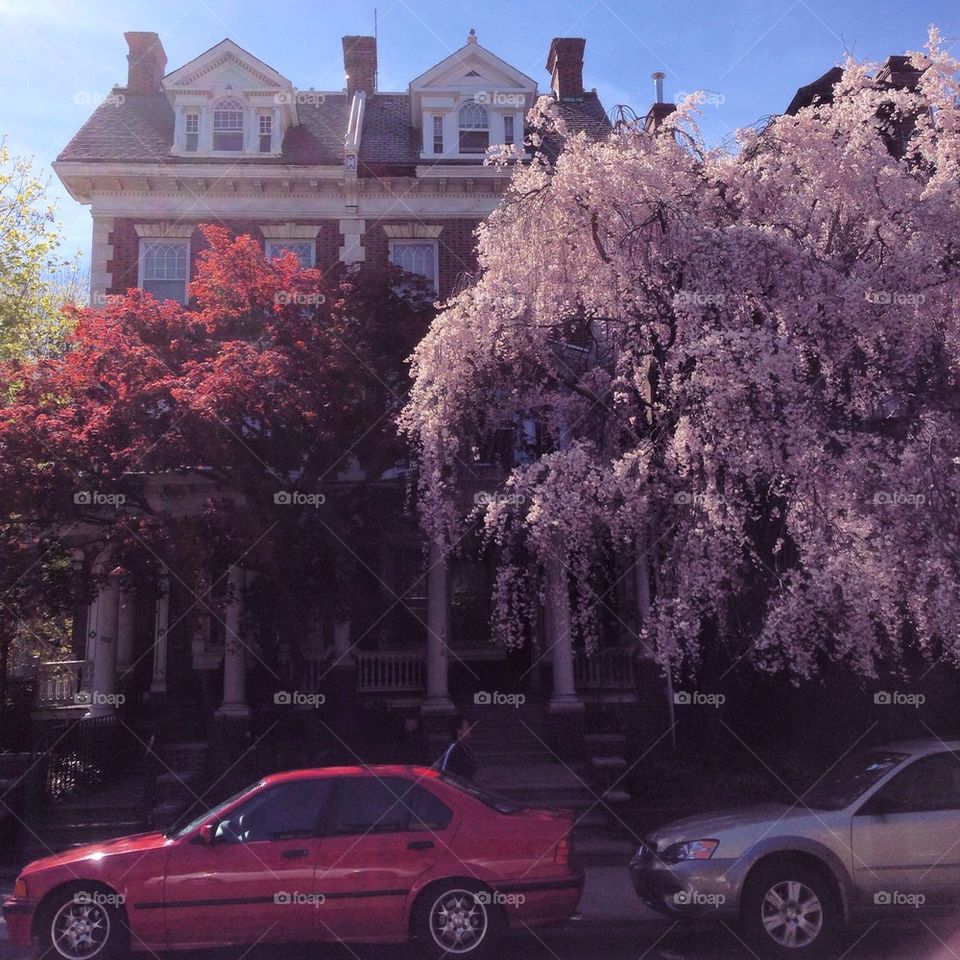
[0,0,956,265]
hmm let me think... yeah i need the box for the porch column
[544,553,583,714]
[332,619,353,667]
[87,565,121,718]
[216,564,250,719]
[117,587,136,677]
[150,567,169,694]
[421,540,454,715]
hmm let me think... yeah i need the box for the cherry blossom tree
[401,31,960,681]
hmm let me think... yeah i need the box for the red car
[4,765,582,960]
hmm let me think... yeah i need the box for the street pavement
[4,864,960,959]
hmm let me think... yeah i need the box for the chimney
[547,37,586,101]
[343,36,377,98]
[124,32,167,95]
[645,71,676,132]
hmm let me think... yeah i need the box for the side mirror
[198,823,215,845]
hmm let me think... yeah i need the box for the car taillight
[555,835,571,866]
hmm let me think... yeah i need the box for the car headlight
[661,839,719,863]
[13,878,27,899]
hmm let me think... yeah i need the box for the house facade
[48,29,635,746]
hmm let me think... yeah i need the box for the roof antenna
[374,8,379,92]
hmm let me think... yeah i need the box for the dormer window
[458,101,489,153]
[213,99,245,151]
[184,112,199,152]
[258,113,273,153]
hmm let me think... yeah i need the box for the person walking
[436,714,477,779]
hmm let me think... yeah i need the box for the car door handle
[408,840,434,851]
[281,848,310,859]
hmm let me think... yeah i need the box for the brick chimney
[124,32,167,95]
[343,36,377,97]
[547,37,586,101]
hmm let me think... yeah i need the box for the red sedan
[4,765,582,959]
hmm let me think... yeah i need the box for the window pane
[215,779,334,843]
[328,777,410,835]
[504,115,515,145]
[873,753,960,813]
[267,241,314,268]
[142,241,188,303]
[185,114,199,133]
[214,102,244,151]
[390,242,436,290]
[458,101,488,129]
[459,130,488,154]
[432,115,443,153]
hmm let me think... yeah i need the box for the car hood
[649,803,820,849]
[21,831,171,876]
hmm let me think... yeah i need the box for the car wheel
[413,882,503,958]
[38,886,127,960]
[742,860,840,959]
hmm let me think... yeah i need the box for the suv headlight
[661,839,719,863]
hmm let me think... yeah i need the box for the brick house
[48,29,628,748]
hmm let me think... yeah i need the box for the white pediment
[163,39,293,94]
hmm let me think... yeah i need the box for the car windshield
[802,751,909,810]
[166,782,262,839]
[439,773,525,814]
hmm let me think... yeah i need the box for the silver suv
[630,739,960,958]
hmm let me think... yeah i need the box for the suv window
[865,752,960,814]
[327,777,452,835]
[214,779,334,843]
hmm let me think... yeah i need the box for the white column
[333,619,353,667]
[545,553,584,714]
[117,588,136,675]
[421,540,454,715]
[150,567,169,694]
[87,567,120,718]
[216,564,250,719]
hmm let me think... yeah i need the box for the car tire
[412,880,504,959]
[741,860,841,959]
[37,884,128,960]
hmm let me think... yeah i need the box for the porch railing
[356,651,424,694]
[36,660,88,708]
[574,648,636,690]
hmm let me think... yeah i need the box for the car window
[440,772,525,814]
[215,779,334,843]
[868,753,960,814]
[327,777,451,836]
[803,751,909,810]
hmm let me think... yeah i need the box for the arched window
[213,99,245,151]
[458,101,489,154]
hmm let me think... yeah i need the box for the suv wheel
[742,860,840,958]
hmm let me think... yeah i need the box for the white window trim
[265,239,316,268]
[388,238,439,294]
[138,239,191,305]
[173,102,284,158]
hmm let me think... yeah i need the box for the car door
[852,751,960,909]
[162,777,334,947]
[315,774,455,942]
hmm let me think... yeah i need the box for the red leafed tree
[0,225,433,672]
